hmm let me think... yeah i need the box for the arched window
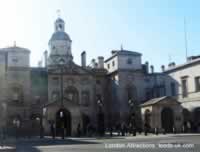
[51,91,60,102]
[64,86,79,103]
[81,91,90,106]
[11,86,23,102]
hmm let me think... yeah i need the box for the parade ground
[1,134,200,152]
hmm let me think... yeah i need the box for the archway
[30,114,42,136]
[82,114,90,135]
[193,108,200,132]
[97,111,105,136]
[56,108,71,136]
[182,108,192,132]
[144,109,151,128]
[161,107,174,133]
[64,86,79,104]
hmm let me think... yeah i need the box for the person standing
[50,122,55,139]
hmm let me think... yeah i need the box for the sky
[0,0,199,71]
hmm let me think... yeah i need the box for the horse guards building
[0,16,200,137]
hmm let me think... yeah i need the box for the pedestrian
[40,125,44,138]
[109,126,113,137]
[50,122,55,139]
[77,123,81,137]
[187,121,191,133]
[144,123,148,136]
[121,123,125,136]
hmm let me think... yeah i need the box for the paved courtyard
[2,134,200,152]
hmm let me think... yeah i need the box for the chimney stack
[98,56,104,69]
[91,59,96,68]
[81,51,86,67]
[44,50,48,67]
[168,62,176,68]
[161,65,165,72]
[150,65,154,73]
[145,61,149,73]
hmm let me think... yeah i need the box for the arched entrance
[56,108,71,136]
[97,111,104,136]
[144,109,151,128]
[161,107,174,133]
[30,114,42,136]
[193,108,200,132]
[82,114,90,135]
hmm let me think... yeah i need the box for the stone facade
[1,16,200,137]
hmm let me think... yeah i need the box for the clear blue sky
[0,0,199,71]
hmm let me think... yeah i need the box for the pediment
[48,62,92,75]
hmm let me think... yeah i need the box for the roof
[50,31,71,42]
[105,50,142,62]
[55,17,64,23]
[0,46,30,53]
[140,96,179,107]
[164,58,200,73]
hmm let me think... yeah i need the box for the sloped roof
[140,96,179,107]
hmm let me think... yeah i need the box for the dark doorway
[30,114,42,136]
[97,112,105,136]
[56,108,71,136]
[161,107,174,133]
[193,108,200,132]
[144,109,151,128]
[82,114,90,135]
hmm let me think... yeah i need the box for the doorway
[56,108,71,136]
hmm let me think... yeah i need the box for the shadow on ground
[14,138,100,152]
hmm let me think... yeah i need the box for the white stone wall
[166,63,200,111]
[105,55,142,74]
[6,48,30,67]
[118,55,142,70]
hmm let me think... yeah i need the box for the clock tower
[48,17,73,65]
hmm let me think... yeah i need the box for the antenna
[184,17,188,61]
[168,54,172,63]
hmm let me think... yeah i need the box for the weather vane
[56,9,61,18]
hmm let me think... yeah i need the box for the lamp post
[97,98,104,136]
[13,119,20,139]
[58,59,65,107]
[128,99,136,136]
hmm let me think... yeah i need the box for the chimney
[44,50,48,67]
[98,56,104,69]
[161,65,165,72]
[145,61,149,73]
[81,51,86,67]
[91,59,96,68]
[111,50,117,55]
[168,62,176,68]
[150,65,154,73]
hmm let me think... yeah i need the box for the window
[107,64,110,69]
[12,57,18,63]
[96,80,101,85]
[170,82,176,96]
[81,91,90,106]
[181,78,188,97]
[127,58,132,64]
[112,61,115,67]
[51,91,59,102]
[195,76,200,92]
